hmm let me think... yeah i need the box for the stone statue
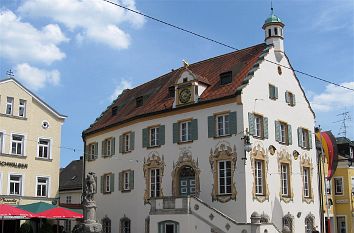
[74,172,102,233]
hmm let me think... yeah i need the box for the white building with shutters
[82,11,320,233]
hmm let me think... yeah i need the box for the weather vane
[6,69,14,77]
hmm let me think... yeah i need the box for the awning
[17,201,56,213]
[36,207,83,219]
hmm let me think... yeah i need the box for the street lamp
[241,130,252,164]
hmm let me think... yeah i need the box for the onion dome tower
[262,7,285,54]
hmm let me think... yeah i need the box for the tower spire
[271,1,274,14]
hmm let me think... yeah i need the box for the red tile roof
[84,43,267,136]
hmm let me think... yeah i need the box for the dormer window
[136,96,143,107]
[183,78,188,83]
[112,106,118,116]
[220,71,232,85]
[168,86,175,98]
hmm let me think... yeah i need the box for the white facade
[84,13,320,233]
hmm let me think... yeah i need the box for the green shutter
[159,125,165,145]
[293,94,296,106]
[130,132,135,150]
[102,140,107,156]
[94,142,98,159]
[285,91,289,103]
[275,121,280,142]
[298,128,303,148]
[275,86,278,99]
[85,145,90,161]
[119,172,123,191]
[173,123,179,143]
[287,124,292,145]
[119,135,123,153]
[110,173,115,192]
[111,138,115,155]
[308,130,313,149]
[208,115,215,138]
[269,85,273,99]
[101,175,104,193]
[248,113,255,135]
[142,128,148,148]
[229,111,237,135]
[191,119,198,140]
[263,117,268,139]
[129,170,134,190]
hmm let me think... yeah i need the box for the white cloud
[0,10,68,64]
[15,63,61,91]
[310,82,354,112]
[19,0,145,49]
[110,79,133,101]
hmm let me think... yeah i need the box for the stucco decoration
[277,148,294,203]
[268,145,276,155]
[300,153,314,204]
[143,152,165,204]
[209,141,237,203]
[250,143,270,202]
[171,149,201,197]
[282,213,294,233]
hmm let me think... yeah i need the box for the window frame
[281,163,290,197]
[18,99,26,117]
[66,195,72,204]
[334,177,344,195]
[301,128,310,149]
[6,97,14,115]
[336,216,347,233]
[89,143,96,160]
[123,171,130,191]
[269,84,277,100]
[303,167,311,198]
[102,217,112,233]
[120,217,131,233]
[215,114,230,137]
[8,174,23,196]
[149,127,160,147]
[37,138,51,159]
[254,114,264,138]
[11,134,25,156]
[255,159,264,195]
[123,133,131,153]
[104,174,112,193]
[36,176,49,197]
[180,120,192,142]
[218,160,232,195]
[150,168,161,198]
[0,132,4,154]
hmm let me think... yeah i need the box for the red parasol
[0,204,36,233]
[36,207,83,219]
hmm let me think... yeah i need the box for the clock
[179,88,192,104]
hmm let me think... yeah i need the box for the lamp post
[242,130,252,164]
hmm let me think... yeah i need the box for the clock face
[179,88,191,104]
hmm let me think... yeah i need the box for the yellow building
[319,136,354,233]
[0,78,66,206]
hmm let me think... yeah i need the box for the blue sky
[1,0,353,167]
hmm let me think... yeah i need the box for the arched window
[305,214,315,233]
[158,221,179,233]
[120,217,131,233]
[102,217,111,233]
[268,28,272,37]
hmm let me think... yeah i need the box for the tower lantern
[262,7,285,54]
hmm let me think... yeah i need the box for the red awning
[0,204,35,217]
[36,207,83,219]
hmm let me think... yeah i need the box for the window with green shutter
[275,121,291,145]
[298,128,311,149]
[119,170,134,192]
[269,84,278,100]
[285,91,296,106]
[102,138,115,157]
[208,115,215,138]
[102,173,114,194]
[142,128,148,148]
[87,142,98,161]
[209,112,237,138]
[120,132,134,153]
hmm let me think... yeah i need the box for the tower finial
[271,1,274,14]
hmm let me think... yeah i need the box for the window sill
[269,97,278,101]
[122,150,132,154]
[177,140,193,145]
[147,145,161,149]
[35,157,53,162]
[103,191,112,195]
[102,155,113,158]
[0,113,27,120]
[0,153,27,159]
[214,134,232,139]
[121,189,132,193]
[253,135,264,140]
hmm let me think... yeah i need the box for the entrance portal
[179,166,195,196]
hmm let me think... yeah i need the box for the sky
[1,0,353,167]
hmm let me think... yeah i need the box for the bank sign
[0,161,28,169]
[0,197,19,204]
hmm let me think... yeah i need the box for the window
[282,215,293,233]
[303,167,310,198]
[326,179,331,194]
[102,138,115,156]
[19,99,26,117]
[158,221,179,233]
[36,177,48,197]
[150,127,160,147]
[268,28,271,37]
[255,160,264,195]
[65,220,71,232]
[9,174,22,195]
[216,114,229,137]
[305,215,314,233]
[88,143,98,160]
[285,91,295,106]
[123,171,130,191]
[351,177,354,195]
[218,160,231,195]
[274,27,278,35]
[105,174,111,193]
[334,177,343,195]
[123,133,130,152]
[11,134,24,155]
[150,168,161,198]
[102,217,111,233]
[6,97,14,115]
[66,196,72,204]
[180,121,192,142]
[168,86,175,98]
[249,113,268,139]
[350,147,353,159]
[269,84,278,100]
[280,122,287,144]
[101,173,115,194]
[298,128,312,149]
[254,114,263,138]
[38,139,50,159]
[275,121,292,145]
[220,71,232,85]
[281,163,290,197]
[0,132,3,154]
[112,106,118,116]
[136,96,143,107]
[120,218,131,233]
[336,216,346,233]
